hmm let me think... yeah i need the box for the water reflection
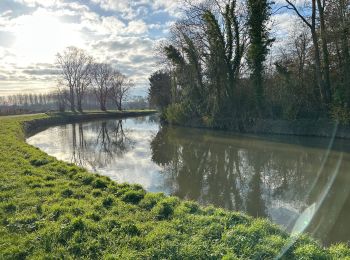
[150,126,350,245]
[68,120,134,170]
[27,116,350,245]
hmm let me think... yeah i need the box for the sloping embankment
[0,112,349,259]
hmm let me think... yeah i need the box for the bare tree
[56,47,93,112]
[109,70,133,111]
[74,54,93,112]
[91,63,113,111]
[284,0,332,104]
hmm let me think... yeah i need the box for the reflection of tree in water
[70,123,88,167]
[148,114,160,123]
[151,126,251,211]
[69,120,134,170]
[246,170,267,218]
[150,126,342,221]
[151,126,350,244]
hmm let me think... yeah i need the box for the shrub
[92,190,102,197]
[81,175,94,185]
[102,197,114,208]
[121,190,145,204]
[139,193,166,210]
[92,179,108,189]
[330,105,350,125]
[329,243,350,259]
[3,203,16,213]
[23,169,32,175]
[103,218,121,231]
[30,158,50,166]
[49,206,64,221]
[175,201,200,215]
[121,223,140,236]
[164,103,189,125]
[151,197,180,220]
[61,189,74,198]
[294,244,328,259]
[59,218,87,243]
[87,212,101,222]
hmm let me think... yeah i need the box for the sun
[12,9,84,65]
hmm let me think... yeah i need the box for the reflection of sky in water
[27,117,173,194]
[27,116,350,245]
[96,130,169,193]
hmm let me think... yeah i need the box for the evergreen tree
[148,71,172,109]
[247,0,274,113]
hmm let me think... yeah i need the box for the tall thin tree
[247,0,274,112]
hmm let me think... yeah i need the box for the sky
[0,0,298,97]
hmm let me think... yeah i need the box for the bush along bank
[0,113,349,259]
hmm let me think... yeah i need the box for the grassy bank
[0,112,349,259]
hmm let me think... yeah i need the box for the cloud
[22,68,60,76]
[90,0,182,19]
[126,20,148,34]
[273,0,307,6]
[0,31,15,47]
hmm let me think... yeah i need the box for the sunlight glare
[12,9,83,65]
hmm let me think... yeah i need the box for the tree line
[56,47,133,112]
[148,0,350,128]
[0,90,148,116]
[0,93,57,107]
[0,93,58,115]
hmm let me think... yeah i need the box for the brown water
[27,115,350,245]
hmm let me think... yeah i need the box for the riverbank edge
[242,118,349,139]
[0,112,349,258]
[24,110,157,136]
[167,117,350,139]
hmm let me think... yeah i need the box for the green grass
[0,112,349,259]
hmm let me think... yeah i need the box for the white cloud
[126,20,148,34]
[90,0,182,18]
[90,0,130,12]
[273,0,307,6]
[13,0,63,8]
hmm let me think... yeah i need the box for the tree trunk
[310,0,329,105]
[99,93,106,111]
[70,87,75,111]
[316,0,332,103]
[100,104,106,111]
[77,98,83,112]
[310,28,326,103]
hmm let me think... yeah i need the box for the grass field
[0,112,349,259]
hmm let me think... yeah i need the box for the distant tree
[56,89,67,112]
[127,96,148,110]
[56,47,93,111]
[91,63,113,111]
[109,71,133,111]
[247,0,274,112]
[148,70,172,109]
